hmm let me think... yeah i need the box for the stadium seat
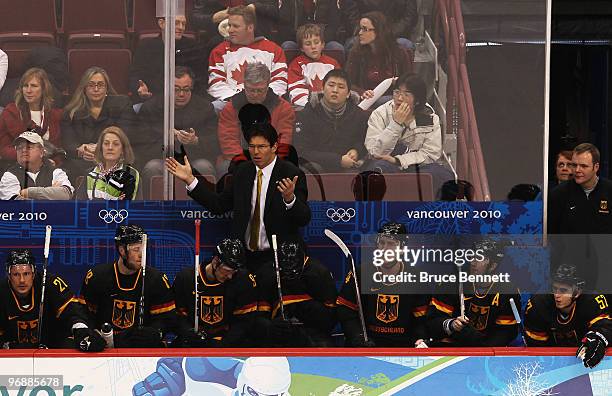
[150,174,215,200]
[318,173,359,201]
[132,0,160,43]
[174,174,215,200]
[0,0,58,48]
[0,33,56,50]
[4,49,30,78]
[367,173,434,201]
[62,0,129,49]
[305,174,324,201]
[68,49,132,94]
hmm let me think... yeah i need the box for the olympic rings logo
[326,207,356,222]
[98,209,129,224]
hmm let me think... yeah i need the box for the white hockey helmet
[236,357,291,395]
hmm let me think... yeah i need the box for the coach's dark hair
[323,69,351,92]
[247,122,278,146]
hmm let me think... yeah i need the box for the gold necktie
[249,169,263,251]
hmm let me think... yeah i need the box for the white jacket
[365,100,442,169]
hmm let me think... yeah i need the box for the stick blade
[324,229,350,258]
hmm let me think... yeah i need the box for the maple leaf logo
[309,74,324,92]
[231,60,249,85]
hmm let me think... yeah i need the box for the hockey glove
[178,329,208,348]
[577,331,608,368]
[74,327,106,352]
[115,326,164,348]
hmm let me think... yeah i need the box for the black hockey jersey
[427,282,521,346]
[79,262,175,333]
[0,273,86,347]
[336,266,429,346]
[260,257,337,334]
[524,293,612,346]
[173,264,258,345]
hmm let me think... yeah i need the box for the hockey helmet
[473,239,504,262]
[5,249,35,273]
[215,239,245,270]
[376,222,407,246]
[114,224,145,247]
[552,263,586,290]
[278,241,304,281]
[236,357,291,395]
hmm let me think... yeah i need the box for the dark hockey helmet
[552,263,586,290]
[473,239,504,262]
[215,238,245,270]
[376,222,407,245]
[114,224,145,247]
[278,241,305,281]
[5,249,35,273]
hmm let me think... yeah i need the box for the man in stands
[294,69,368,173]
[133,66,218,197]
[555,150,574,184]
[217,62,294,175]
[208,5,287,111]
[0,131,73,200]
[548,143,612,234]
[129,1,199,103]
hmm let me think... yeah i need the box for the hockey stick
[138,234,148,328]
[194,220,201,333]
[509,297,527,346]
[271,235,286,321]
[37,225,52,347]
[324,229,368,343]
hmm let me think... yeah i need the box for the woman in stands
[77,126,140,200]
[364,73,452,198]
[345,12,413,106]
[61,67,133,180]
[0,67,63,161]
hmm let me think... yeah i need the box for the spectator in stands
[287,24,341,108]
[208,5,287,111]
[548,143,612,234]
[364,73,452,196]
[0,131,73,200]
[134,66,217,198]
[217,62,294,175]
[77,126,140,200]
[191,0,279,40]
[345,12,413,105]
[342,0,417,51]
[555,149,574,184]
[294,69,368,173]
[0,47,70,110]
[129,7,198,103]
[0,49,7,102]
[0,68,63,162]
[278,1,343,52]
[61,67,133,181]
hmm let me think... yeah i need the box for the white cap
[156,0,185,17]
[13,131,44,146]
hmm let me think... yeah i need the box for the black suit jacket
[189,157,311,246]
